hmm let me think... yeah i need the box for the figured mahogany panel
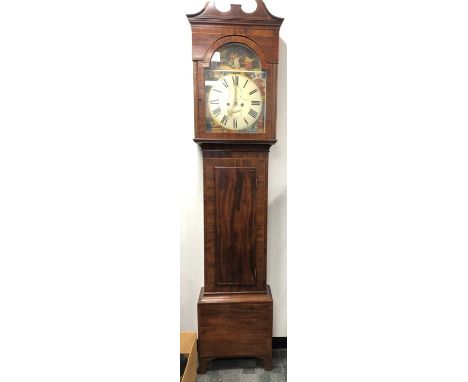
[215,167,256,286]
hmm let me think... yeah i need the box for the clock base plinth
[197,286,273,373]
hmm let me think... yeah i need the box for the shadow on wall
[267,37,287,336]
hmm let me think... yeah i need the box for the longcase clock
[186,0,283,373]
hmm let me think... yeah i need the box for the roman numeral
[222,78,229,88]
[251,100,261,106]
[243,79,248,88]
[210,99,219,104]
[232,76,239,86]
[213,89,221,93]
[233,119,237,129]
[244,118,249,125]
[249,89,258,95]
[221,115,228,125]
[248,109,258,119]
[212,107,222,117]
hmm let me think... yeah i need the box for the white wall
[3,1,468,381]
[180,0,288,337]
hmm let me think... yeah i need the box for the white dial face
[207,73,263,131]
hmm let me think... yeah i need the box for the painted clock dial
[207,73,263,131]
[204,43,267,134]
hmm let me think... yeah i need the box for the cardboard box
[180,332,197,382]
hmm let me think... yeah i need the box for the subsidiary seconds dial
[208,73,263,131]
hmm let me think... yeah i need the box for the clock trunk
[202,146,269,294]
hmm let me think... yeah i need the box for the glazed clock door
[194,38,277,142]
[215,166,257,286]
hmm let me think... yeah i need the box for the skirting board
[272,337,287,349]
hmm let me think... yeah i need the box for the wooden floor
[196,349,286,382]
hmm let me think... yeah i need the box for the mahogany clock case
[187,1,284,373]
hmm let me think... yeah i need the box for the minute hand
[226,85,235,116]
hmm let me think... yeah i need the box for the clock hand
[227,84,236,116]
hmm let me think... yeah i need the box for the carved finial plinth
[187,1,283,28]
